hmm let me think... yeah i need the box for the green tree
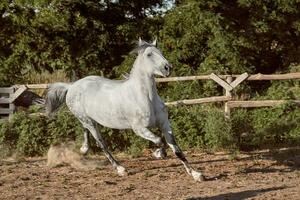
[0,0,167,86]
[160,0,300,76]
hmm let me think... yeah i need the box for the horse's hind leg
[80,129,89,155]
[66,95,126,175]
[132,126,167,159]
[80,119,127,176]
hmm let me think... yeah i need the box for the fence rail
[155,72,300,82]
[1,72,300,119]
[157,72,300,118]
[165,96,231,106]
[0,87,15,119]
[227,100,300,108]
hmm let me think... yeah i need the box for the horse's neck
[129,57,158,101]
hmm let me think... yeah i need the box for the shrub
[0,107,83,156]
[15,112,49,156]
[230,102,300,150]
[0,106,152,157]
[1,101,300,157]
[230,108,254,150]
[203,107,234,150]
[169,105,206,150]
[250,102,300,148]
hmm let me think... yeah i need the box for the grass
[23,70,70,96]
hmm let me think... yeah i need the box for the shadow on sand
[127,147,300,178]
[186,186,286,200]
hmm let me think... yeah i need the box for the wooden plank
[230,73,249,88]
[10,73,300,88]
[29,113,46,117]
[155,72,300,83]
[227,100,300,108]
[0,87,14,94]
[25,84,49,89]
[156,75,211,83]
[0,108,14,114]
[165,96,231,106]
[10,85,27,103]
[209,73,233,91]
[247,73,300,80]
[0,98,12,104]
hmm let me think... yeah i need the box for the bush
[230,108,254,150]
[15,112,49,156]
[0,106,152,157]
[169,105,206,150]
[0,107,82,156]
[250,102,300,148]
[203,107,234,150]
[1,101,300,157]
[230,102,300,150]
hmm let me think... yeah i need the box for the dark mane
[130,42,155,54]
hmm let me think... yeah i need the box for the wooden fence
[156,72,300,118]
[0,85,27,119]
[0,87,15,119]
[1,72,300,119]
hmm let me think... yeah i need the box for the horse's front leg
[161,120,205,181]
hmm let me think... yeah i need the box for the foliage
[169,105,206,149]
[230,102,300,150]
[1,0,300,156]
[158,0,300,97]
[203,107,234,150]
[0,106,151,156]
[161,0,300,75]
[1,101,300,156]
[250,102,300,148]
[0,0,167,86]
[0,106,82,156]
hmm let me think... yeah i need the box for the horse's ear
[152,37,157,46]
[138,37,143,46]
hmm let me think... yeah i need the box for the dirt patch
[47,143,106,171]
[0,148,299,200]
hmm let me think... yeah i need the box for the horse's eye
[147,52,152,57]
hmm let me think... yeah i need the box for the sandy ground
[0,148,299,200]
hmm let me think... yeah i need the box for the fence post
[0,87,15,120]
[224,76,233,119]
[9,88,15,120]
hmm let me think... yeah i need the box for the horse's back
[66,75,132,129]
[69,76,124,93]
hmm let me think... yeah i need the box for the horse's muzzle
[164,63,172,77]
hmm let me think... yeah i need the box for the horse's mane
[130,41,155,54]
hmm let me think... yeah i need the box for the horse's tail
[45,82,71,115]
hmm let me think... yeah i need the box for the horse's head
[133,38,172,77]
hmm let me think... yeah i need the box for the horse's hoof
[80,145,89,155]
[191,170,205,182]
[152,148,167,159]
[116,166,128,176]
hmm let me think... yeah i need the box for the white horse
[46,38,204,181]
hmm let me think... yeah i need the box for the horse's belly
[84,90,157,129]
[88,108,155,129]
[90,110,155,129]
[87,108,131,129]
[95,117,131,129]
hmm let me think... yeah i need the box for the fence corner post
[8,87,16,121]
[224,76,233,119]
